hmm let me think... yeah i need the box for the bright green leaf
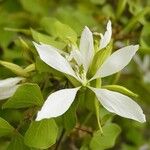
[102,85,138,98]
[40,17,77,43]
[24,119,58,149]
[0,61,29,77]
[63,101,77,131]
[88,43,112,78]
[140,23,150,49]
[3,83,43,109]
[31,29,66,49]
[0,117,14,137]
[7,134,30,150]
[90,123,121,150]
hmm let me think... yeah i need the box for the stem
[94,79,103,134]
[112,72,121,84]
[95,99,103,134]
[75,126,93,135]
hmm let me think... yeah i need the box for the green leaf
[40,17,77,43]
[0,117,14,137]
[90,123,121,150]
[63,101,77,131]
[88,43,112,78]
[116,0,127,19]
[24,64,35,73]
[122,7,150,34]
[0,61,29,77]
[7,134,30,150]
[140,23,150,49]
[20,0,49,15]
[31,29,66,49]
[102,85,138,98]
[24,119,58,149]
[90,0,106,5]
[3,83,43,109]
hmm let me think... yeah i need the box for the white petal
[70,49,83,66]
[79,26,94,72]
[36,87,80,121]
[0,77,23,88]
[0,85,19,100]
[92,45,139,80]
[33,42,78,80]
[0,77,23,100]
[99,20,112,49]
[90,87,146,123]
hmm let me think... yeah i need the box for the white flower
[34,21,146,123]
[0,77,24,100]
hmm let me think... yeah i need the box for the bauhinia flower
[34,21,146,123]
[0,77,24,100]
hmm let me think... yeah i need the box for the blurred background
[0,0,150,149]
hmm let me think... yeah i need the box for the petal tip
[133,45,139,51]
[107,20,112,28]
[139,114,146,123]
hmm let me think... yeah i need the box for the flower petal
[0,77,23,100]
[90,87,146,123]
[92,45,139,80]
[36,87,80,121]
[69,49,83,66]
[0,85,19,100]
[79,26,94,72]
[0,77,23,88]
[33,42,78,80]
[99,20,112,49]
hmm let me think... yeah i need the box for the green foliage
[24,119,58,149]
[102,85,138,98]
[0,61,29,77]
[0,117,14,137]
[7,134,30,150]
[90,123,121,150]
[0,0,149,149]
[40,17,77,43]
[3,83,43,109]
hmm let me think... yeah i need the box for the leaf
[90,123,121,150]
[88,43,112,78]
[63,100,77,131]
[0,117,14,137]
[7,134,30,150]
[0,61,29,77]
[20,0,49,15]
[90,0,106,5]
[140,23,150,49]
[40,17,77,43]
[24,119,58,149]
[3,83,43,109]
[31,29,66,49]
[102,85,138,98]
